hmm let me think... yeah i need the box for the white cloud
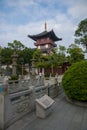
[0,21,45,47]
[5,0,38,8]
[67,2,87,21]
[0,16,75,49]
[0,0,87,49]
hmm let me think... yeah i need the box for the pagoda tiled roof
[28,30,62,41]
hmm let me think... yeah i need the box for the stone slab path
[6,95,87,130]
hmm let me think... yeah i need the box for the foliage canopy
[75,18,87,49]
[67,44,84,64]
[8,40,25,51]
[62,60,87,101]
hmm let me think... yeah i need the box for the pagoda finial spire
[44,22,47,31]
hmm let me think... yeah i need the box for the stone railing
[48,82,58,98]
[8,79,31,94]
[35,85,48,99]
[0,87,34,129]
[0,75,61,130]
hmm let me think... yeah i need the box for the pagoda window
[38,46,40,49]
[45,44,48,48]
[40,45,46,49]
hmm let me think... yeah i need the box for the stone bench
[36,95,55,118]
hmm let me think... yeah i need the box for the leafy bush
[9,75,18,80]
[62,60,87,101]
[45,73,50,77]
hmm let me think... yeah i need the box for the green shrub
[9,75,18,80]
[62,60,87,101]
[45,73,50,77]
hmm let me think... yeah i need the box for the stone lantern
[31,58,36,75]
[12,51,18,75]
[20,58,24,79]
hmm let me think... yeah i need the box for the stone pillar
[42,68,44,75]
[31,59,36,75]
[12,52,18,75]
[19,58,24,79]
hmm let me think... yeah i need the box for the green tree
[33,47,67,69]
[33,49,41,60]
[75,18,87,49]
[67,44,84,64]
[19,47,35,65]
[57,53,66,65]
[58,45,66,64]
[1,47,13,65]
[33,49,47,68]
[59,45,66,54]
[17,48,35,75]
[8,40,25,52]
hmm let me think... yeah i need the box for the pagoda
[28,23,62,55]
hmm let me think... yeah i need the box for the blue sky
[0,0,87,49]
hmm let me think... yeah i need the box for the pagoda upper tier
[28,30,62,42]
[28,29,62,54]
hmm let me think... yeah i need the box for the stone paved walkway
[6,94,87,130]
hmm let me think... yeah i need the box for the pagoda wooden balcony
[34,38,57,47]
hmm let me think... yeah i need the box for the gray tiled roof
[28,30,62,41]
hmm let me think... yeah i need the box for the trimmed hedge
[62,61,87,101]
